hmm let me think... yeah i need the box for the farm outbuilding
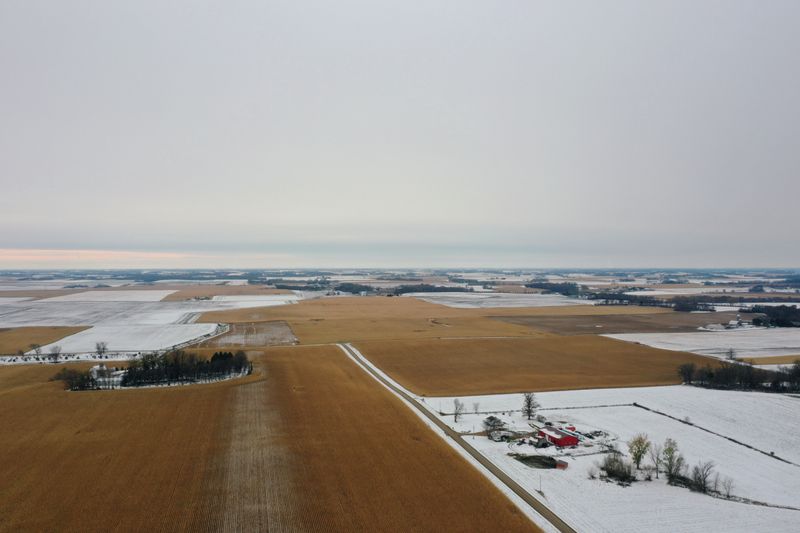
[537,427,579,447]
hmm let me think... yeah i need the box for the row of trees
[596,434,734,497]
[524,281,581,296]
[122,350,251,386]
[452,392,540,424]
[53,350,252,390]
[678,361,800,392]
[393,284,471,295]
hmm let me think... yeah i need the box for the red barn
[537,427,579,447]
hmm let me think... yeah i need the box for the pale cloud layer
[1,1,798,268]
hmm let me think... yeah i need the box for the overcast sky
[1,1,798,269]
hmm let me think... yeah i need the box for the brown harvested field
[198,296,671,343]
[161,284,292,301]
[240,345,537,531]
[0,344,538,532]
[743,354,800,365]
[0,362,245,532]
[0,326,89,354]
[286,316,545,344]
[200,296,547,343]
[354,336,712,396]
[493,311,744,335]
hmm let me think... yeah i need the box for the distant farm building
[537,427,579,447]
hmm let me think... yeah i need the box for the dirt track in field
[0,326,89,354]
[494,311,743,335]
[354,336,712,397]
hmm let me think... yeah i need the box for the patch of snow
[606,329,800,359]
[403,292,593,308]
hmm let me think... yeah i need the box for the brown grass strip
[0,326,89,355]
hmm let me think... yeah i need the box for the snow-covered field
[404,292,593,308]
[0,292,301,356]
[36,324,220,353]
[606,329,800,359]
[713,302,800,312]
[0,279,135,290]
[418,385,800,532]
[625,287,751,296]
[39,290,178,302]
[0,297,33,304]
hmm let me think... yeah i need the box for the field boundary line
[632,402,800,467]
[339,343,576,533]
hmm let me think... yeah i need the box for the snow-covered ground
[0,297,33,304]
[0,292,301,356]
[403,292,593,308]
[415,384,800,532]
[0,279,135,290]
[39,290,178,302]
[625,287,751,296]
[347,345,800,532]
[209,294,298,303]
[35,323,220,353]
[606,329,800,359]
[713,302,800,312]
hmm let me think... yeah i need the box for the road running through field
[338,342,577,533]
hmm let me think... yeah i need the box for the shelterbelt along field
[2,269,800,532]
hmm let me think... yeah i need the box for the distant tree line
[671,297,715,312]
[588,292,669,307]
[678,360,800,392]
[523,281,581,296]
[334,283,374,294]
[751,305,800,327]
[272,282,329,291]
[392,284,472,295]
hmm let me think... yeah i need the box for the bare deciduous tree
[95,341,108,357]
[721,476,735,498]
[30,343,42,356]
[522,392,540,420]
[472,402,480,414]
[49,345,62,363]
[691,461,716,493]
[649,441,663,478]
[628,433,651,470]
[453,399,465,423]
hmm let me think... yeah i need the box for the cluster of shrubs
[593,435,735,498]
[679,361,800,392]
[51,367,97,391]
[751,304,800,327]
